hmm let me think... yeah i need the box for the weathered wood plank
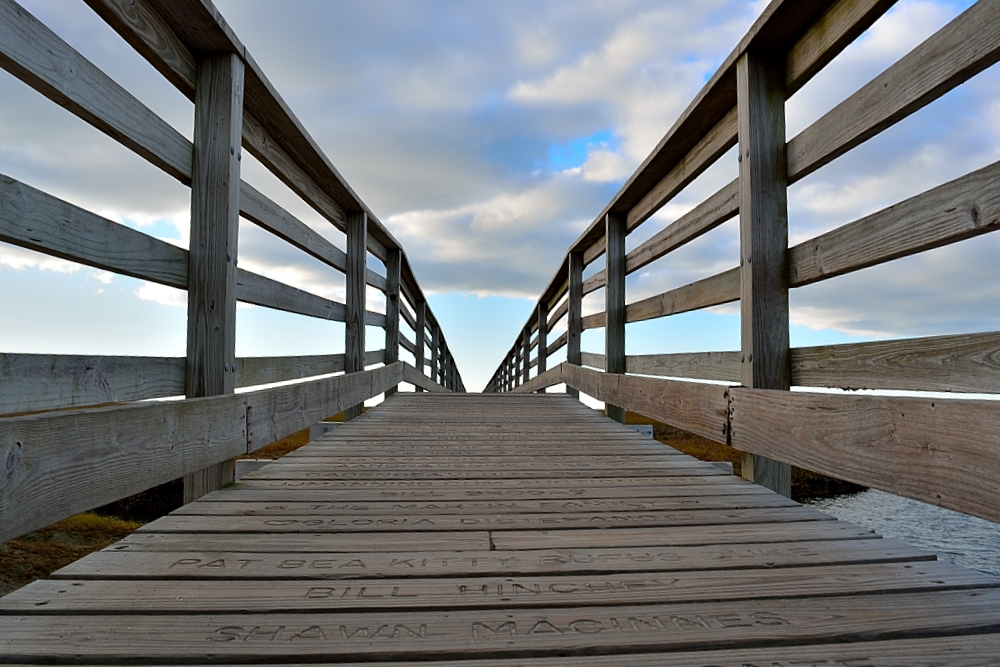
[246,363,403,450]
[183,51,245,503]
[736,50,791,497]
[788,0,1000,182]
[605,212,627,423]
[0,0,193,182]
[791,159,1000,288]
[622,267,740,325]
[403,363,449,393]
[8,589,999,661]
[562,365,729,443]
[511,364,565,394]
[12,561,991,614]
[344,211,367,419]
[792,331,1000,393]
[0,173,188,288]
[625,178,740,277]
[50,538,934,580]
[730,388,1000,524]
[0,394,247,542]
[111,530,491,553]
[235,264,344,321]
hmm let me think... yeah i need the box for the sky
[1,0,998,395]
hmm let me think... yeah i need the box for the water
[805,489,1000,578]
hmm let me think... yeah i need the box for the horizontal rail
[0,351,390,416]
[0,362,406,542]
[402,363,451,393]
[576,331,1000,394]
[730,387,1000,523]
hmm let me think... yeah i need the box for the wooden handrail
[488,0,1000,520]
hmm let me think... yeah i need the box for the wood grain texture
[730,388,1000,523]
[0,394,247,542]
[344,210,367,420]
[430,325,440,384]
[236,268,346,321]
[238,181,384,292]
[567,252,584,382]
[383,248,401,398]
[0,353,184,415]
[547,298,569,332]
[737,51,791,497]
[580,352,605,371]
[626,106,739,232]
[246,363,403,450]
[562,364,730,443]
[604,213,627,424]
[623,267,740,325]
[403,362,449,394]
[790,158,1000,287]
[788,0,1000,182]
[511,364,565,394]
[83,0,197,96]
[0,173,188,288]
[0,0,193,183]
[183,52,244,502]
[792,331,1000,393]
[415,301,427,386]
[547,331,568,358]
[625,179,740,276]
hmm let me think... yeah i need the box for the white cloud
[135,282,186,308]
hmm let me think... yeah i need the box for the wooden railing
[0,0,464,543]
[486,0,1000,524]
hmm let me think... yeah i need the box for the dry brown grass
[0,513,143,596]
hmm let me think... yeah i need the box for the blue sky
[1,0,998,394]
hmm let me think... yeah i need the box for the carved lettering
[472,621,517,638]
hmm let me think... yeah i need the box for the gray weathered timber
[580,352,605,371]
[730,388,1000,524]
[788,0,1000,183]
[236,353,389,389]
[0,394,247,542]
[415,301,427,390]
[0,0,192,183]
[737,51,791,497]
[625,106,738,233]
[384,248,402,396]
[403,362,449,394]
[183,52,244,503]
[566,251,584,399]
[547,298,569,331]
[791,158,1000,287]
[235,269,347,321]
[0,173,188,289]
[246,363,403,451]
[621,267,740,325]
[0,353,185,416]
[536,303,549,386]
[522,327,531,384]
[547,331,568,358]
[625,178,740,275]
[604,212,627,423]
[511,364,566,394]
[430,325,441,384]
[792,331,1000,393]
[344,211,368,420]
[562,365,729,443]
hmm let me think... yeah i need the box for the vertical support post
[536,301,548,393]
[737,51,792,497]
[605,212,626,423]
[183,52,245,505]
[430,324,440,385]
[566,252,584,399]
[383,248,401,398]
[344,210,368,421]
[414,300,426,391]
[522,327,530,384]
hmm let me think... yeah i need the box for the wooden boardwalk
[2,392,1000,664]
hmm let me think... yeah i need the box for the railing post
[536,301,548,393]
[383,248,401,398]
[344,209,368,420]
[522,327,530,384]
[567,252,584,399]
[430,323,440,385]
[414,300,426,391]
[182,52,245,505]
[605,211,626,423]
[737,51,792,497]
